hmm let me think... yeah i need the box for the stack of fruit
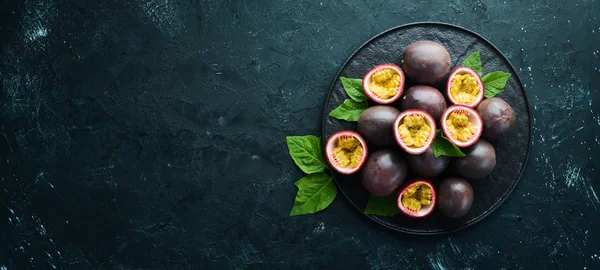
[325,40,516,219]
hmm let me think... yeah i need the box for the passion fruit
[451,139,496,180]
[325,130,368,175]
[402,40,451,85]
[362,64,404,104]
[437,178,473,218]
[361,149,408,196]
[357,106,400,147]
[393,110,436,155]
[446,66,484,108]
[441,105,483,148]
[477,97,516,141]
[406,147,450,178]
[400,85,447,122]
[397,179,436,218]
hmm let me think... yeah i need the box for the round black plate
[322,22,532,235]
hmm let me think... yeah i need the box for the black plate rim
[320,21,533,235]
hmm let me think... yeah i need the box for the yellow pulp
[332,137,363,168]
[369,68,401,100]
[445,112,476,142]
[450,74,480,104]
[401,183,432,212]
[398,115,431,148]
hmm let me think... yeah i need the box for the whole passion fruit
[325,130,368,175]
[441,105,483,148]
[437,178,473,218]
[406,147,450,178]
[393,110,436,155]
[361,149,408,196]
[451,139,496,180]
[362,64,405,104]
[357,106,400,147]
[446,66,484,108]
[397,179,436,218]
[400,85,447,122]
[402,40,451,85]
[477,97,516,141]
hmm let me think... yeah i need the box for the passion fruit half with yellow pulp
[362,64,404,104]
[397,179,436,218]
[446,66,484,108]
[441,105,483,148]
[393,110,436,155]
[325,130,368,175]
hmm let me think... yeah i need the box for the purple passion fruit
[325,130,368,175]
[361,149,408,196]
[406,147,450,178]
[362,64,405,104]
[451,139,496,180]
[477,97,516,141]
[446,67,484,108]
[357,106,400,147]
[393,110,436,155]
[400,85,447,122]
[397,179,436,218]
[441,105,483,148]
[437,178,473,218]
[402,40,451,85]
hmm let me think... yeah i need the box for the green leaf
[290,173,337,216]
[364,194,399,216]
[482,71,511,98]
[431,130,465,158]
[329,99,368,122]
[462,51,482,76]
[286,135,328,174]
[340,77,368,102]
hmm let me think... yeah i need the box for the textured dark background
[0,0,598,269]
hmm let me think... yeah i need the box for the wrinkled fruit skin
[406,147,450,177]
[358,106,400,147]
[401,85,447,121]
[361,150,408,196]
[451,139,496,180]
[477,98,516,141]
[402,40,451,85]
[437,178,473,218]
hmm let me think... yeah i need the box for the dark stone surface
[0,0,598,269]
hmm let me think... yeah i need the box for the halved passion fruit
[393,110,436,155]
[362,64,405,104]
[441,105,483,148]
[397,180,436,218]
[446,66,484,108]
[325,130,368,175]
